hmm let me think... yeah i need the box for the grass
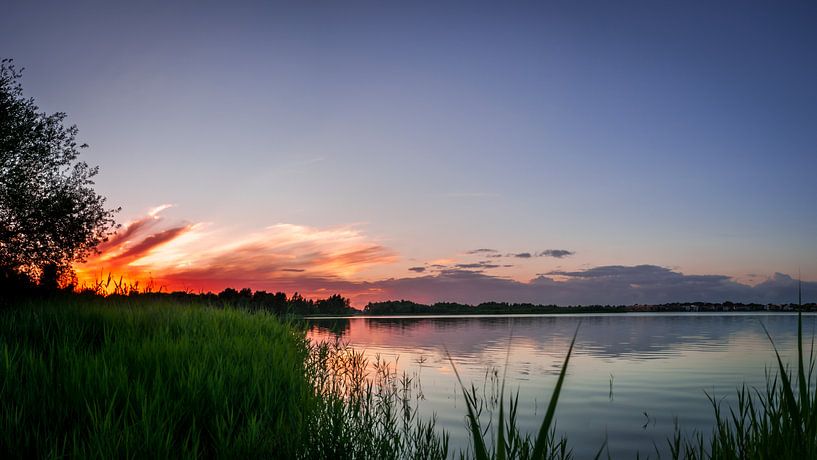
[0,298,448,459]
[0,298,312,458]
[305,341,448,459]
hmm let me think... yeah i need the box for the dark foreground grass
[0,299,447,459]
[0,299,312,458]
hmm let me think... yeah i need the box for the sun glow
[75,207,397,296]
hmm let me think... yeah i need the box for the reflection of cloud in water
[307,314,815,361]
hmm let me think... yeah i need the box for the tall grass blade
[797,312,808,409]
[531,323,580,460]
[592,433,608,460]
[761,321,803,440]
[445,347,489,460]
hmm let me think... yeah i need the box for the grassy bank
[0,299,447,459]
[0,299,312,458]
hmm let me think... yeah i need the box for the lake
[306,313,815,458]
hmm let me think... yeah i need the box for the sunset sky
[3,1,815,305]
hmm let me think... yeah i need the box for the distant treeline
[129,289,358,316]
[3,277,814,316]
[1,282,357,316]
[362,299,817,315]
[362,300,627,315]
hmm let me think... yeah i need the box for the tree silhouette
[0,59,118,289]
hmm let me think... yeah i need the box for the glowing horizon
[74,206,816,307]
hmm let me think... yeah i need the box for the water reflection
[306,313,815,458]
[308,313,810,360]
[307,317,351,336]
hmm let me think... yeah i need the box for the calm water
[307,313,816,458]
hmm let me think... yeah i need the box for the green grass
[0,299,312,458]
[305,341,448,459]
[0,298,448,459]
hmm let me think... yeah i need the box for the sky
[2,1,816,306]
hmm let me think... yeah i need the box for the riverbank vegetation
[0,298,446,459]
[1,296,814,459]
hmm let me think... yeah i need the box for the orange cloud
[95,214,157,254]
[75,207,397,297]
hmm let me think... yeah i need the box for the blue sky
[3,1,815,303]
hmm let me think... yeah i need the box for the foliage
[212,289,355,315]
[0,298,446,459]
[0,299,311,458]
[72,279,358,316]
[0,59,118,286]
[304,340,448,459]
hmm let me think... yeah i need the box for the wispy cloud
[147,204,174,217]
[76,207,396,295]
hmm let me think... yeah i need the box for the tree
[0,59,118,288]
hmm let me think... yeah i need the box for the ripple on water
[306,313,815,458]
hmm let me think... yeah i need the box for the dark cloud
[467,248,498,254]
[538,249,575,258]
[468,249,575,259]
[110,225,193,262]
[455,262,500,270]
[408,266,426,273]
[357,265,816,307]
[97,216,158,252]
[281,268,305,272]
